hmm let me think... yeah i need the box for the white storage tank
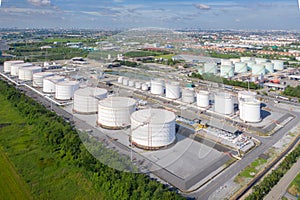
[97,97,136,129]
[43,76,65,93]
[33,72,54,87]
[238,90,257,101]
[252,64,266,75]
[128,80,135,87]
[271,60,284,71]
[220,65,234,78]
[131,109,176,149]
[246,61,256,71]
[221,59,233,66]
[73,87,107,114]
[4,60,24,73]
[182,88,195,103]
[165,81,180,99]
[135,82,142,89]
[141,83,148,91]
[239,99,261,123]
[197,90,210,108]
[10,63,33,76]
[18,66,42,81]
[55,80,79,100]
[204,63,217,74]
[118,76,123,84]
[234,62,247,74]
[255,58,268,64]
[122,78,129,86]
[214,93,234,115]
[261,62,274,74]
[240,57,252,62]
[151,78,164,95]
[230,58,241,64]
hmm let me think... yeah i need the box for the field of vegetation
[283,85,300,98]
[0,80,184,199]
[288,172,300,197]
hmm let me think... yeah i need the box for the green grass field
[0,149,32,200]
[288,172,300,197]
[235,158,267,183]
[0,95,103,199]
[154,54,176,59]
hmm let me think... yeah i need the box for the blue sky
[0,0,299,30]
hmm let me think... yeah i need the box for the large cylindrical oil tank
[240,57,252,62]
[238,90,257,101]
[182,88,195,103]
[10,63,33,76]
[33,72,54,87]
[131,109,176,149]
[97,97,136,129]
[165,81,180,99]
[135,82,142,89]
[220,65,234,78]
[197,90,210,108]
[141,83,148,91]
[55,80,79,100]
[118,76,123,83]
[18,66,42,81]
[246,61,256,71]
[252,64,266,75]
[204,63,217,74]
[261,62,274,74]
[73,87,107,114]
[122,78,129,86]
[151,78,164,95]
[221,59,233,66]
[4,60,24,73]
[255,58,268,64]
[239,99,261,123]
[234,62,247,73]
[230,58,241,64]
[271,60,284,71]
[128,80,135,87]
[214,93,234,115]
[43,75,65,93]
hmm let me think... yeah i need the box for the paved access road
[264,157,300,200]
[187,109,300,199]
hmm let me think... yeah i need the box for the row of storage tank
[117,76,261,123]
[73,89,176,150]
[3,60,81,101]
[198,57,284,78]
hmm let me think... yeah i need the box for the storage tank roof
[131,109,175,124]
[21,66,41,70]
[34,72,54,76]
[56,80,79,86]
[98,96,136,108]
[45,75,64,81]
[75,87,107,96]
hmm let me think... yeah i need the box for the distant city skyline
[0,0,299,30]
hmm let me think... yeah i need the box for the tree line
[246,144,300,200]
[0,80,184,200]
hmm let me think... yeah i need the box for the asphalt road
[187,107,300,199]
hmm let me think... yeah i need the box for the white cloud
[194,3,211,10]
[27,0,51,6]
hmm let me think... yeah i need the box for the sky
[0,0,299,30]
